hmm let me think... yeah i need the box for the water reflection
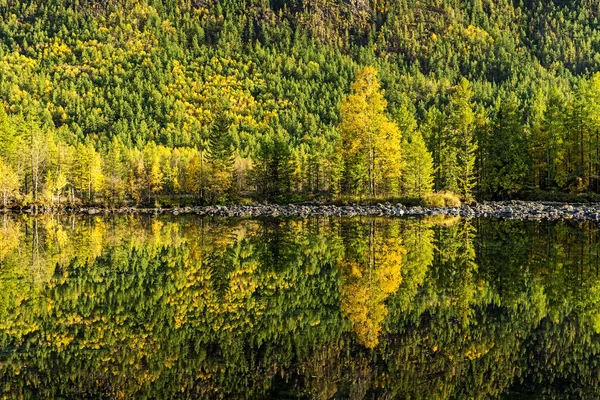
[0,214,599,398]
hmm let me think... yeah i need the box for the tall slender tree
[483,94,529,198]
[442,78,478,201]
[338,66,403,197]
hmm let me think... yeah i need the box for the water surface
[0,215,599,399]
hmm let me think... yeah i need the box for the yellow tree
[45,132,73,206]
[185,149,209,200]
[0,157,19,207]
[71,143,104,203]
[143,142,166,198]
[104,138,127,206]
[22,120,51,203]
[0,216,20,261]
[338,66,403,197]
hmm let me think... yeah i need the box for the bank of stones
[11,200,600,222]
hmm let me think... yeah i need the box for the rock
[11,200,600,221]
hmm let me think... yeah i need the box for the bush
[422,191,462,208]
[422,193,445,208]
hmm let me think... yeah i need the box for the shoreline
[4,201,600,222]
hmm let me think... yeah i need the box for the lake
[0,214,599,399]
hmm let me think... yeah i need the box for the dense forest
[2,0,600,206]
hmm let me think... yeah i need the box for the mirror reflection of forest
[1,214,600,399]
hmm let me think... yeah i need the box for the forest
[2,0,600,207]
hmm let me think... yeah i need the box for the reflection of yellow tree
[0,215,21,261]
[340,220,405,348]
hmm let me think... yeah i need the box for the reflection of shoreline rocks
[7,201,600,222]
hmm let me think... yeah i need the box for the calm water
[0,215,599,399]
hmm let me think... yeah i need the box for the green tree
[442,79,478,201]
[207,106,235,202]
[544,88,569,189]
[253,129,293,199]
[0,106,20,165]
[529,89,549,189]
[402,130,434,197]
[422,106,444,191]
[483,94,530,198]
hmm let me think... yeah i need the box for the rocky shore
[9,201,600,222]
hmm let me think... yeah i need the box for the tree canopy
[1,0,600,205]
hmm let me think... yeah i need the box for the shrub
[422,191,462,208]
[422,193,445,208]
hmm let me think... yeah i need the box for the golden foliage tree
[0,157,19,207]
[338,67,403,197]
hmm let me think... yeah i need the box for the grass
[328,195,422,206]
[421,191,462,208]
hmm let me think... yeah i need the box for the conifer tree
[443,78,478,201]
[338,66,403,197]
[585,73,600,192]
[544,88,569,189]
[0,106,19,165]
[483,94,529,198]
[421,106,444,191]
[104,139,127,206]
[529,89,548,189]
[0,157,19,208]
[23,119,51,203]
[396,101,434,197]
[253,129,292,199]
[207,105,235,201]
[402,130,435,198]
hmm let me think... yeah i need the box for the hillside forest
[2,0,600,207]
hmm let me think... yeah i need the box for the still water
[0,214,599,399]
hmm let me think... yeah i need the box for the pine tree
[402,130,434,198]
[544,87,569,189]
[396,99,434,197]
[144,142,165,199]
[71,142,104,203]
[0,106,20,165]
[443,78,478,201]
[104,138,127,206]
[483,94,529,198]
[253,129,292,199]
[421,106,444,191]
[207,106,235,202]
[529,89,548,189]
[567,82,589,190]
[585,73,600,192]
